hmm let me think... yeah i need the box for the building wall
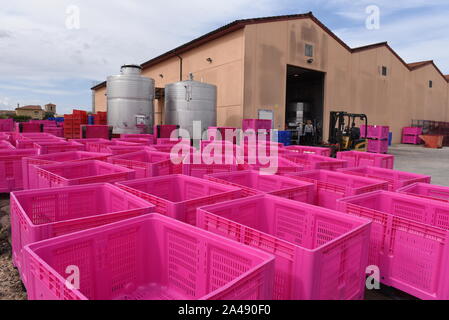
[93,86,107,113]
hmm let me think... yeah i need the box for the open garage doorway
[285,65,325,145]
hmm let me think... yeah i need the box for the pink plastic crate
[35,160,135,188]
[0,149,37,192]
[207,127,238,144]
[15,138,62,150]
[244,156,303,176]
[24,214,274,300]
[337,151,394,169]
[0,140,15,150]
[0,132,11,141]
[150,144,197,155]
[367,139,389,154]
[156,138,190,146]
[403,127,423,136]
[398,183,449,203]
[29,120,57,127]
[0,119,14,132]
[112,138,153,146]
[285,145,331,157]
[16,123,43,133]
[10,183,155,283]
[337,191,449,300]
[338,167,431,191]
[34,141,84,155]
[243,119,272,131]
[360,125,389,140]
[284,153,348,171]
[116,174,242,225]
[23,151,111,190]
[402,135,422,145]
[43,127,63,138]
[109,150,182,179]
[85,140,138,153]
[183,153,241,179]
[197,195,371,300]
[206,170,315,203]
[154,125,178,139]
[243,142,285,157]
[81,125,112,139]
[121,134,154,143]
[288,170,389,210]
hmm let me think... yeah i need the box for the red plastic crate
[35,160,135,188]
[402,135,422,145]
[22,151,111,190]
[197,195,371,300]
[16,123,43,133]
[108,150,182,179]
[0,149,37,192]
[338,167,431,191]
[23,214,274,300]
[337,151,395,169]
[34,141,84,155]
[285,145,331,157]
[288,170,389,210]
[403,127,423,136]
[337,191,449,300]
[0,119,14,132]
[398,183,449,203]
[116,174,242,225]
[283,153,348,171]
[244,156,303,176]
[10,183,154,283]
[367,139,389,154]
[206,170,315,203]
[81,125,112,139]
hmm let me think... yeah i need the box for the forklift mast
[329,111,368,144]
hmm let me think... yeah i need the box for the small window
[429,80,433,88]
[305,44,314,57]
[381,66,388,76]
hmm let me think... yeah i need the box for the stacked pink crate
[0,149,37,192]
[402,127,423,145]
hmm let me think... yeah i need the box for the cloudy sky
[1,0,448,114]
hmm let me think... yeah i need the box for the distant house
[15,105,46,120]
[0,110,16,118]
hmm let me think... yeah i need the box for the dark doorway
[285,65,325,145]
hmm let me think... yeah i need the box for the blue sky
[1,0,448,115]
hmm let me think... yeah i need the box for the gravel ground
[0,195,27,301]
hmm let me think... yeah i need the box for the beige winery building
[91,13,449,143]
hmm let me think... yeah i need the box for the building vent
[381,66,388,76]
[429,80,433,88]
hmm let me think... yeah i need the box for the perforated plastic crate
[11,183,155,283]
[283,153,348,171]
[109,150,182,179]
[398,183,449,203]
[35,160,135,188]
[34,141,84,155]
[402,135,422,145]
[367,139,389,154]
[0,140,15,150]
[338,167,431,191]
[243,119,272,131]
[0,132,11,141]
[285,146,331,157]
[22,151,111,190]
[0,119,14,132]
[183,153,241,179]
[360,125,389,140]
[403,127,423,136]
[337,151,394,169]
[116,174,242,225]
[156,138,190,146]
[121,134,155,144]
[81,125,112,139]
[85,140,138,153]
[206,170,315,203]
[244,156,304,176]
[197,195,371,300]
[337,191,449,300]
[288,170,389,210]
[112,138,153,146]
[23,214,274,300]
[16,123,43,133]
[0,149,37,193]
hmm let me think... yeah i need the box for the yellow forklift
[328,111,368,153]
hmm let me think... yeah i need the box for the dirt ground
[0,196,27,300]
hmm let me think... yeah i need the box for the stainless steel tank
[164,76,217,140]
[107,65,155,134]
